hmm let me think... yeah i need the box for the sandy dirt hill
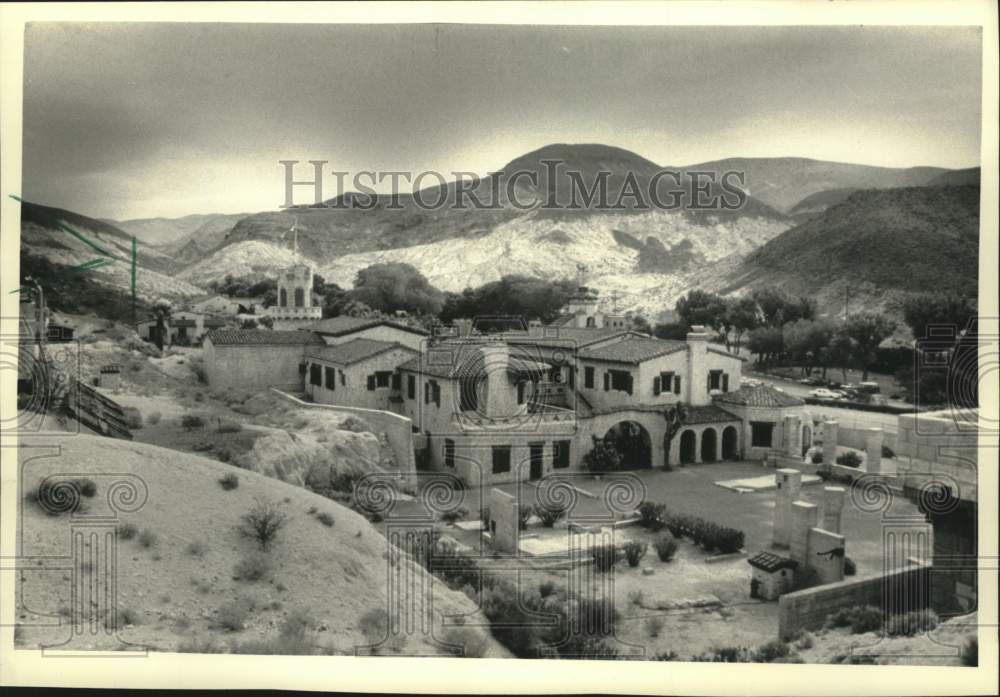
[13,435,503,657]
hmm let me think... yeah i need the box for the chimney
[686,324,709,406]
[481,342,517,420]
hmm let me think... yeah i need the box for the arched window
[294,287,305,307]
[279,288,288,308]
[586,316,596,327]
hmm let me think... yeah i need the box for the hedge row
[637,501,744,554]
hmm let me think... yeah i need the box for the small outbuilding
[748,551,798,600]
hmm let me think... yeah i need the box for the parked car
[810,388,839,399]
[740,377,762,387]
[857,381,881,394]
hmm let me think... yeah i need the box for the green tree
[843,312,897,381]
[350,263,445,315]
[900,292,977,340]
[652,322,690,341]
[675,290,727,331]
[747,326,784,368]
[783,318,836,377]
[724,296,759,355]
[582,436,622,475]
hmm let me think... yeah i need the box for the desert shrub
[359,608,388,644]
[112,607,142,628]
[186,540,208,557]
[836,451,863,468]
[654,534,678,562]
[538,580,556,598]
[441,626,489,658]
[218,473,240,490]
[439,506,469,525]
[233,551,272,582]
[123,408,143,429]
[191,441,213,452]
[754,639,791,663]
[887,609,938,636]
[715,528,745,554]
[645,616,664,638]
[215,598,252,631]
[638,501,666,530]
[181,414,205,431]
[239,498,289,550]
[881,445,896,459]
[138,529,158,548]
[850,606,884,634]
[217,419,243,434]
[316,512,335,527]
[811,451,824,465]
[627,589,644,606]
[591,544,618,572]
[844,557,857,576]
[117,522,138,540]
[623,540,647,567]
[691,646,754,662]
[960,636,978,666]
[177,637,227,653]
[147,411,162,425]
[536,503,568,528]
[216,448,232,463]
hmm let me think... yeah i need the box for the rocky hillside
[682,157,949,213]
[20,200,205,303]
[715,185,980,317]
[111,212,252,249]
[14,434,501,656]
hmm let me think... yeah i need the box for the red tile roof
[311,316,429,337]
[578,337,687,364]
[205,330,323,346]
[305,338,414,366]
[714,383,805,408]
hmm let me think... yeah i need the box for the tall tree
[900,292,977,340]
[350,262,445,315]
[843,312,897,381]
[826,331,854,383]
[783,318,836,376]
[747,326,785,368]
[675,290,727,332]
[724,296,759,355]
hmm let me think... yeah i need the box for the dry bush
[441,626,489,658]
[239,498,290,549]
[233,551,272,582]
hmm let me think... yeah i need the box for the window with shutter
[391,373,401,390]
[653,376,661,395]
[517,381,525,405]
[340,370,346,386]
[367,375,376,391]
[491,445,511,474]
[722,373,729,392]
[424,382,430,404]
[603,372,610,391]
[674,375,681,394]
[432,381,441,406]
[584,366,595,388]
[375,371,391,388]
[407,374,416,399]
[309,364,321,386]
[325,367,335,390]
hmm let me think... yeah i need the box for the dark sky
[21,23,983,219]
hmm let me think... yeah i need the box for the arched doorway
[801,425,812,457]
[722,426,739,460]
[603,421,652,469]
[294,287,305,307]
[679,430,697,465]
[701,429,718,463]
[279,288,288,307]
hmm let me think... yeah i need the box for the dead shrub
[233,551,272,582]
[239,498,290,549]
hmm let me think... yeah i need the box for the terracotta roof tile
[305,338,414,366]
[714,383,805,408]
[578,337,687,364]
[312,316,429,337]
[205,330,323,346]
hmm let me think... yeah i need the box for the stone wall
[778,563,931,639]
[271,389,417,488]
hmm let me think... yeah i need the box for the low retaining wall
[778,562,931,640]
[270,388,417,489]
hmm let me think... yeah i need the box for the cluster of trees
[440,275,578,325]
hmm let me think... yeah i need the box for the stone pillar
[489,488,519,554]
[822,486,846,534]
[784,415,802,458]
[773,468,803,548]
[865,428,884,474]
[822,421,839,466]
[685,326,710,406]
[482,343,516,421]
[789,500,819,568]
